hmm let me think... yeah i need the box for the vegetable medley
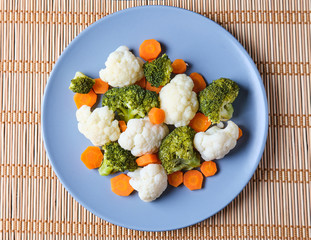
[69,39,243,202]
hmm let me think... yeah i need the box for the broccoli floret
[98,142,137,176]
[143,54,173,87]
[158,126,201,174]
[102,85,159,122]
[69,72,95,93]
[199,78,239,124]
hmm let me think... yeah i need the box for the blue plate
[42,6,268,231]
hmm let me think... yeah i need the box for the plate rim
[41,5,268,231]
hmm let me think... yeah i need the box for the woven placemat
[1,0,310,239]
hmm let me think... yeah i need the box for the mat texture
[0,0,310,239]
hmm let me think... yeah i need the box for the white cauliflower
[76,105,120,146]
[99,46,144,87]
[118,118,169,156]
[128,164,168,202]
[194,120,239,161]
[159,74,199,127]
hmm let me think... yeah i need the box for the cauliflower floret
[118,118,169,156]
[76,105,121,146]
[99,46,144,87]
[128,164,168,202]
[194,120,239,161]
[159,74,199,127]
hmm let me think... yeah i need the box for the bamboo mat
[0,0,310,239]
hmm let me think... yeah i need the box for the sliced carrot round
[110,173,134,196]
[183,170,203,191]
[172,59,187,74]
[168,171,183,187]
[189,112,211,132]
[148,107,165,124]
[93,78,109,94]
[73,89,97,109]
[119,120,127,132]
[139,39,161,61]
[81,146,103,169]
[136,154,161,167]
[200,161,217,177]
[190,72,207,93]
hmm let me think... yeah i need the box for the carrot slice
[238,127,243,140]
[136,154,161,167]
[190,72,207,93]
[139,39,162,61]
[183,170,203,191]
[189,112,211,132]
[119,120,127,132]
[172,59,187,74]
[146,80,163,94]
[200,161,217,177]
[92,78,109,94]
[80,146,103,169]
[73,89,97,109]
[148,107,165,124]
[168,171,183,187]
[135,77,146,89]
[110,173,134,196]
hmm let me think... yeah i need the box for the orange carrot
[200,161,217,177]
[80,146,103,169]
[135,77,146,89]
[238,127,243,140]
[189,112,211,132]
[183,170,203,191]
[146,80,163,94]
[168,171,183,187]
[73,89,97,109]
[119,120,127,132]
[148,107,165,124]
[136,154,161,167]
[172,59,187,74]
[92,78,109,94]
[190,72,207,93]
[139,39,162,61]
[110,173,134,196]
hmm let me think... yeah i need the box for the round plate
[42,6,268,231]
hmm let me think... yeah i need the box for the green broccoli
[69,72,95,94]
[199,78,239,124]
[102,85,159,122]
[143,54,173,87]
[158,126,201,174]
[98,142,137,176]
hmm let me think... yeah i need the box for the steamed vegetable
[69,72,95,94]
[172,59,187,74]
[199,78,239,124]
[190,72,207,93]
[158,126,201,174]
[194,120,239,161]
[143,54,173,87]
[110,173,134,196]
[200,161,217,177]
[80,146,103,169]
[98,142,137,176]
[102,85,160,122]
[127,164,167,202]
[73,90,97,109]
[139,39,162,61]
[183,170,203,191]
[168,171,183,187]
